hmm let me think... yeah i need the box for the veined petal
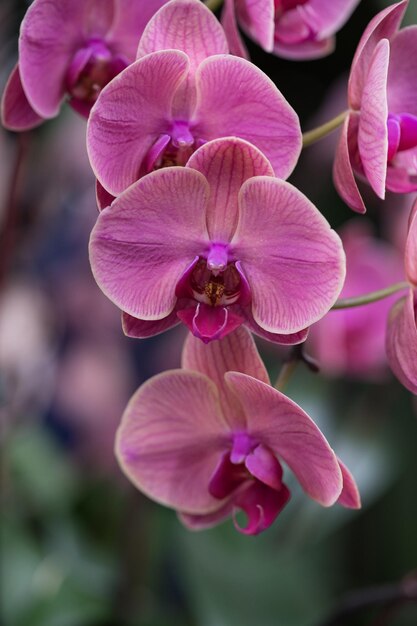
[405,199,417,286]
[179,499,234,530]
[187,137,274,242]
[221,0,249,59]
[194,55,301,180]
[19,0,86,117]
[116,370,231,513]
[348,0,407,109]
[303,0,361,40]
[235,0,275,52]
[225,372,343,506]
[333,115,366,213]
[388,26,417,117]
[273,36,335,61]
[137,0,228,69]
[357,39,389,200]
[87,50,189,196]
[182,326,269,428]
[89,167,210,320]
[122,309,180,338]
[1,65,44,131]
[386,291,417,395]
[109,0,169,60]
[232,177,345,334]
[337,459,361,509]
[83,0,115,38]
[243,307,309,344]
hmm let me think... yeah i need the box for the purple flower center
[66,39,128,113]
[190,258,242,307]
[207,434,291,534]
[275,0,309,13]
[145,121,205,173]
[387,112,417,162]
[274,0,317,45]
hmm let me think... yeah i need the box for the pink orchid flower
[89,137,346,344]
[386,200,417,394]
[116,327,360,535]
[334,0,417,213]
[1,0,168,130]
[221,0,360,60]
[309,220,403,380]
[87,0,301,198]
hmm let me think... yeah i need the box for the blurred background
[1,1,417,625]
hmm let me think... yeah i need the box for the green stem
[205,0,224,11]
[302,110,348,148]
[332,282,409,310]
[275,359,299,392]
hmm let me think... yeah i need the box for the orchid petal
[116,370,230,513]
[233,481,290,535]
[304,0,361,39]
[386,291,417,395]
[405,199,417,286]
[87,50,189,196]
[89,167,209,319]
[243,307,309,344]
[273,36,335,61]
[235,0,275,52]
[221,0,250,59]
[182,326,269,428]
[19,0,86,117]
[193,55,301,180]
[137,0,228,70]
[337,459,361,509]
[348,0,407,109]
[357,39,389,200]
[1,65,44,131]
[232,177,345,334]
[388,26,417,117]
[187,137,274,242]
[179,499,234,530]
[245,444,283,491]
[109,0,169,60]
[333,115,366,213]
[122,310,180,338]
[225,372,343,506]
[386,149,417,193]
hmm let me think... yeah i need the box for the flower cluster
[3,0,417,535]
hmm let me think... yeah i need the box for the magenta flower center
[275,0,309,13]
[387,112,417,162]
[207,433,291,534]
[145,122,205,173]
[66,39,128,107]
[190,258,242,307]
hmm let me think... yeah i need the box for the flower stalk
[332,282,409,310]
[302,110,349,148]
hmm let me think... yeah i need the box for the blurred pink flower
[309,220,403,380]
[116,327,360,535]
[386,200,417,394]
[54,340,135,474]
[89,137,345,344]
[334,0,417,213]
[1,0,168,130]
[222,0,360,60]
[87,0,301,197]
